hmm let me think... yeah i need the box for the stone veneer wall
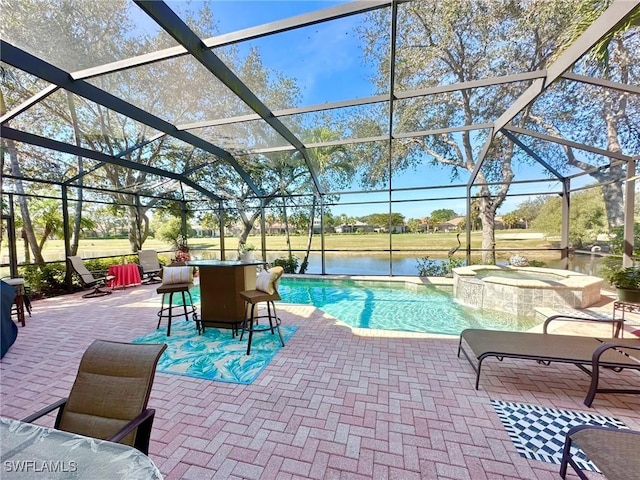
[453,268,603,318]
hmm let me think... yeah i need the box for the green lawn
[2,231,558,264]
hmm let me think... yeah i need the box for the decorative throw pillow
[255,267,283,295]
[162,266,192,285]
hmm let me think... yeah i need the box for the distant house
[192,224,220,237]
[265,222,287,235]
[418,221,432,233]
[335,221,373,233]
[436,216,465,233]
[312,220,333,234]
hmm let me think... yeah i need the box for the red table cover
[107,263,141,288]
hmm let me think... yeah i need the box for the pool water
[475,269,563,282]
[190,277,538,336]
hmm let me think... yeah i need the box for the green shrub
[17,255,140,298]
[604,265,640,289]
[416,256,464,277]
[598,256,622,283]
[18,263,67,297]
[271,255,299,273]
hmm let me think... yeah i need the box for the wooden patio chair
[21,340,167,455]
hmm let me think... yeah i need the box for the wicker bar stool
[238,266,285,355]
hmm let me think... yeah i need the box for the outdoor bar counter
[186,259,262,333]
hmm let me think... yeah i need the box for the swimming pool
[190,277,538,335]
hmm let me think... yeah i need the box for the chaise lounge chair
[560,424,640,480]
[458,316,640,406]
[67,256,115,298]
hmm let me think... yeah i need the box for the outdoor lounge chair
[138,250,162,284]
[67,255,114,298]
[21,340,167,455]
[560,424,640,480]
[458,316,640,406]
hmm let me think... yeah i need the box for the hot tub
[452,265,602,317]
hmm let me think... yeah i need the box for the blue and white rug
[492,400,628,472]
[132,321,297,384]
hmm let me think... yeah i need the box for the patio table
[0,417,163,479]
[186,259,262,333]
[107,263,141,289]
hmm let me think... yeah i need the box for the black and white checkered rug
[492,400,627,471]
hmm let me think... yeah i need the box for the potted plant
[174,235,191,263]
[606,266,640,303]
[238,244,255,262]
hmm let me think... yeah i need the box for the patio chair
[138,250,162,284]
[458,316,640,406]
[67,255,114,298]
[156,265,198,336]
[21,340,167,455]
[560,424,640,480]
[239,266,285,355]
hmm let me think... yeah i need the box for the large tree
[1,1,308,257]
[525,2,639,229]
[531,187,608,248]
[358,0,587,263]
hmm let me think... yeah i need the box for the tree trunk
[599,38,630,229]
[281,197,292,258]
[600,168,625,228]
[238,209,261,256]
[480,209,496,265]
[6,139,45,264]
[21,229,31,264]
[299,198,317,274]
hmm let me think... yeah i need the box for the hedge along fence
[16,254,142,298]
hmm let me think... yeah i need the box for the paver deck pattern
[2,282,639,479]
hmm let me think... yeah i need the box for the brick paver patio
[2,282,638,479]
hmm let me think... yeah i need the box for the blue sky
[154,1,592,220]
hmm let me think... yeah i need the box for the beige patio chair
[67,256,114,298]
[560,424,640,480]
[21,340,167,454]
[138,250,162,284]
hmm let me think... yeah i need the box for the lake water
[191,250,602,277]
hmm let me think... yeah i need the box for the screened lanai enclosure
[1,0,639,289]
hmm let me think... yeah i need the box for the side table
[613,300,640,337]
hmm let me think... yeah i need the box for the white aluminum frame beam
[231,123,491,155]
[177,71,546,131]
[0,85,59,124]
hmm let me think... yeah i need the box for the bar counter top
[187,259,263,267]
